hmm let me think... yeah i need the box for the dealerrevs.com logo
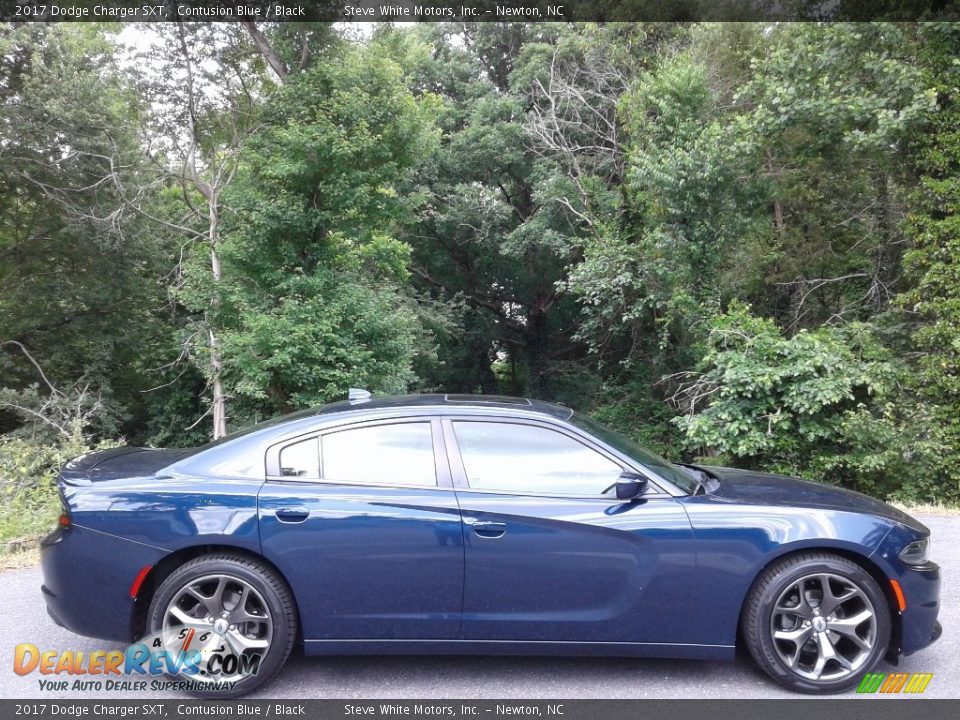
[13,627,262,693]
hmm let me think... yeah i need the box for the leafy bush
[672,303,960,502]
[0,431,113,543]
[0,365,120,544]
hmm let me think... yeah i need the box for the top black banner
[0,0,958,22]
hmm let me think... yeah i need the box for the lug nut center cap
[813,617,827,632]
[213,618,229,634]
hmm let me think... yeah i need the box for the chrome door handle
[467,520,507,538]
[275,507,310,523]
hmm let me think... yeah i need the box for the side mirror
[614,471,648,500]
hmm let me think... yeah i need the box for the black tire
[741,551,891,694]
[147,553,297,698]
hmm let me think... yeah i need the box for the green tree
[395,23,587,400]
[731,23,933,329]
[0,24,174,441]
[564,27,758,449]
[183,42,440,422]
[896,23,960,501]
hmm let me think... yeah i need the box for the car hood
[694,464,927,534]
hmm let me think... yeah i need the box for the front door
[258,418,464,640]
[445,418,696,643]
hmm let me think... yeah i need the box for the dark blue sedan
[40,393,941,696]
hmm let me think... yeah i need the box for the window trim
[441,416,670,500]
[265,417,453,490]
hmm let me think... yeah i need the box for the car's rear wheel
[742,552,891,693]
[147,553,296,697]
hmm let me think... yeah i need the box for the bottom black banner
[1,700,958,720]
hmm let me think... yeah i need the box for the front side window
[321,422,436,487]
[453,421,622,495]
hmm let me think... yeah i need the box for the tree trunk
[524,309,550,399]
[208,201,227,439]
[209,329,227,439]
[766,148,786,235]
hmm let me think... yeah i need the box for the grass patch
[0,546,40,570]
[0,504,59,545]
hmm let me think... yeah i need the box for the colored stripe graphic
[914,673,933,693]
[855,672,932,694]
[890,674,909,693]
[857,673,884,693]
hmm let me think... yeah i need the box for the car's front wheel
[742,552,891,693]
[147,553,297,697]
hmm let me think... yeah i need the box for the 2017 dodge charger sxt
[40,393,941,696]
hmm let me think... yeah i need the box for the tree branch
[241,21,289,82]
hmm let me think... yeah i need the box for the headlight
[899,537,929,566]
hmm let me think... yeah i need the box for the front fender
[678,497,896,646]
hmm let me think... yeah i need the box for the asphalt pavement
[1,514,956,700]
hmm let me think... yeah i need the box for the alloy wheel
[769,571,877,682]
[162,573,273,684]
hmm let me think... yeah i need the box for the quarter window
[321,423,437,487]
[453,421,622,495]
[279,437,320,479]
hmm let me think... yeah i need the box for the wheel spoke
[186,587,218,618]
[234,585,249,611]
[222,631,242,657]
[834,650,853,670]
[812,632,836,678]
[209,577,228,613]
[818,575,857,616]
[168,605,206,628]
[773,626,813,667]
[776,581,814,620]
[230,607,265,624]
[828,610,873,649]
[228,586,256,623]
[773,625,813,645]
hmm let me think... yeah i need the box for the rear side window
[321,423,436,487]
[454,421,621,495]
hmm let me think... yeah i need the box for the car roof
[166,394,575,480]
[315,393,574,421]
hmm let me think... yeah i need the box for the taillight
[56,491,71,529]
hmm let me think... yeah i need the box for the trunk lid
[60,447,191,484]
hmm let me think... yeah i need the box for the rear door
[258,417,464,640]
[445,417,696,644]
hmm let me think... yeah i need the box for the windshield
[569,412,698,494]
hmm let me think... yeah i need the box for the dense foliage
[2,22,960,541]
